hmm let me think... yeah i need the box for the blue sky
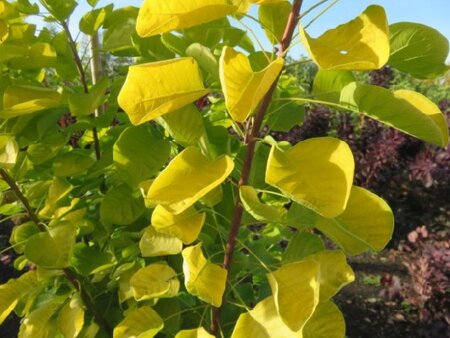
[36,0,450,61]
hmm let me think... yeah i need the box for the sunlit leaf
[118,58,209,125]
[38,177,73,219]
[8,43,57,70]
[182,243,227,307]
[136,0,238,37]
[24,223,77,268]
[113,306,164,338]
[175,327,214,338]
[240,185,286,222]
[388,22,449,79]
[266,137,354,218]
[57,296,85,338]
[306,251,354,302]
[315,186,394,255]
[130,263,180,301]
[113,125,171,188]
[139,226,183,257]
[339,82,449,147]
[0,135,18,169]
[303,301,346,338]
[300,5,389,70]
[220,46,284,122]
[53,151,95,177]
[268,260,320,331]
[79,4,114,35]
[0,85,62,119]
[231,296,298,338]
[151,205,206,244]
[147,147,234,214]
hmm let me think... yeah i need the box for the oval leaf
[220,46,284,122]
[240,185,286,222]
[182,243,227,307]
[300,5,389,70]
[265,137,355,218]
[139,226,183,257]
[118,58,210,125]
[0,135,18,169]
[147,147,234,214]
[113,306,164,338]
[303,301,346,338]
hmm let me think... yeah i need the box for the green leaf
[0,19,8,44]
[71,243,114,275]
[339,82,449,146]
[147,147,234,214]
[0,135,18,169]
[118,58,210,125]
[100,184,145,226]
[282,232,325,264]
[53,151,95,177]
[0,85,62,119]
[157,105,205,147]
[113,306,164,338]
[240,185,286,222]
[186,43,219,81]
[268,260,320,331]
[182,243,227,307]
[130,263,180,301]
[79,4,113,35]
[139,226,183,257]
[312,69,355,102]
[113,125,171,188]
[151,205,206,244]
[136,0,238,37]
[300,5,389,70]
[315,186,394,255]
[57,296,85,338]
[258,1,291,44]
[39,177,73,219]
[39,0,77,21]
[303,301,346,338]
[219,46,284,122]
[388,22,449,79]
[8,43,57,70]
[266,137,355,218]
[68,77,109,116]
[24,223,77,268]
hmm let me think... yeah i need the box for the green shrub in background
[0,0,448,337]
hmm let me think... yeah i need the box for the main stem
[61,21,102,161]
[0,168,112,336]
[210,1,304,334]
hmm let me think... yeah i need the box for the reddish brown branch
[210,1,304,335]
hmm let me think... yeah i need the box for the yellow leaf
[151,205,206,244]
[0,135,18,169]
[240,185,286,222]
[220,47,284,122]
[316,186,394,255]
[300,5,389,70]
[0,19,8,44]
[57,296,85,338]
[265,137,354,218]
[231,296,298,338]
[0,85,62,119]
[130,263,179,301]
[303,301,346,338]
[182,243,227,307]
[306,251,355,302]
[175,327,214,338]
[113,306,164,338]
[140,226,183,257]
[147,147,234,214]
[268,260,320,332]
[118,58,209,125]
[136,0,239,37]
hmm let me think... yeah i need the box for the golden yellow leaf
[139,226,183,257]
[266,137,354,218]
[220,47,284,122]
[113,306,163,338]
[118,58,209,125]
[182,243,227,307]
[57,296,85,338]
[300,5,389,70]
[175,327,214,338]
[130,263,179,301]
[147,147,234,214]
[151,205,206,244]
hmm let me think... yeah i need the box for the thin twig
[210,1,305,335]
